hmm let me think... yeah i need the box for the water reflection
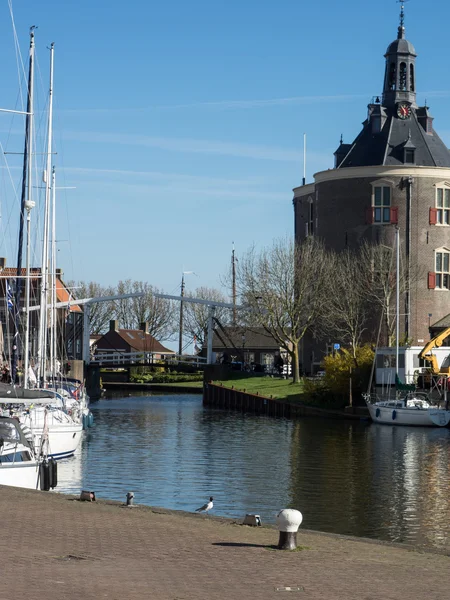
[56,394,450,550]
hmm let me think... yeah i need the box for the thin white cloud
[52,90,450,115]
[55,93,368,115]
[66,166,266,186]
[64,130,305,162]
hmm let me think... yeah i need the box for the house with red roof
[93,320,174,363]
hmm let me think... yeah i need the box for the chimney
[110,320,119,332]
[140,322,149,335]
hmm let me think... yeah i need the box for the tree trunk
[293,345,300,383]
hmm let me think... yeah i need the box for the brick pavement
[1,485,449,600]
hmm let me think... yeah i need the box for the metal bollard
[243,514,262,526]
[80,490,96,502]
[276,509,303,550]
[126,492,134,506]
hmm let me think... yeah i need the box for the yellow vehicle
[418,327,450,376]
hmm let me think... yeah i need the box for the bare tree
[236,237,331,383]
[115,280,176,340]
[325,249,372,366]
[67,281,116,334]
[184,287,231,348]
[359,241,423,346]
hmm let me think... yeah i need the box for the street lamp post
[178,271,196,356]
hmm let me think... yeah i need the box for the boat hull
[0,462,40,489]
[20,409,83,459]
[367,403,450,427]
[32,425,83,459]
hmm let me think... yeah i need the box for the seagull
[195,496,213,513]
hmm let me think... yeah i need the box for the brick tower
[293,5,450,373]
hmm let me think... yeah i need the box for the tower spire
[397,0,408,39]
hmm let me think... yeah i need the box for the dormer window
[404,148,415,164]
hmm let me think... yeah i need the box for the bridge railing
[91,350,208,368]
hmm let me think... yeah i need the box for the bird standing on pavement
[195,496,213,513]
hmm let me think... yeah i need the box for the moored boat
[0,417,42,489]
[365,392,450,427]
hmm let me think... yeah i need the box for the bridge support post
[206,306,216,364]
[82,303,91,366]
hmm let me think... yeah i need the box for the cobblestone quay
[2,485,449,600]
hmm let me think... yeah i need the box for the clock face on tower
[397,103,411,120]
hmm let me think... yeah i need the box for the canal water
[57,393,450,551]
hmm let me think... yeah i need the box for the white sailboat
[2,33,83,459]
[0,416,57,491]
[364,228,450,427]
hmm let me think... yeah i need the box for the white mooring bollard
[276,509,303,550]
[126,492,134,506]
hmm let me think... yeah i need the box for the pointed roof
[338,110,450,168]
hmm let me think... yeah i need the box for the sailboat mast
[232,242,236,326]
[13,27,35,386]
[50,167,57,379]
[395,226,400,381]
[37,42,55,386]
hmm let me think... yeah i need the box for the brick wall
[294,169,450,363]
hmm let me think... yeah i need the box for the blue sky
[1,0,450,299]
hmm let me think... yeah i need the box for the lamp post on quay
[179,271,196,356]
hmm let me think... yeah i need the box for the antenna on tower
[302,133,306,186]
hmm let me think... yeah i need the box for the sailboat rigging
[12,26,36,386]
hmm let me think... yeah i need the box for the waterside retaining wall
[203,381,368,420]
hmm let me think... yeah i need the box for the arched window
[410,64,415,92]
[389,62,396,90]
[399,62,407,91]
[434,183,450,225]
[435,248,450,289]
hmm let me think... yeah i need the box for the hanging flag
[6,280,13,311]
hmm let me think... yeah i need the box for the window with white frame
[373,185,391,223]
[436,186,450,225]
[435,249,450,289]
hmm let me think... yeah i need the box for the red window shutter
[429,207,438,225]
[366,207,374,224]
[390,207,398,224]
[428,272,436,289]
